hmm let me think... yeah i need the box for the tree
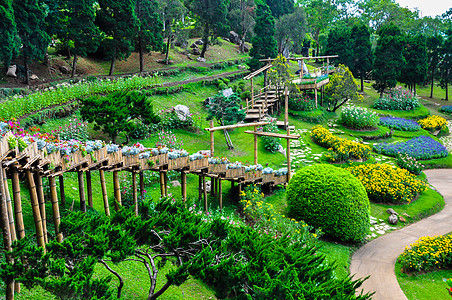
[80,90,160,143]
[372,23,406,97]
[275,7,307,55]
[13,0,51,85]
[66,0,102,77]
[136,0,164,72]
[399,34,428,94]
[0,0,19,68]
[350,22,373,92]
[227,0,255,53]
[324,64,363,112]
[439,29,452,101]
[190,0,229,58]
[248,3,277,70]
[324,24,353,67]
[426,34,444,98]
[264,0,294,18]
[206,91,246,149]
[96,0,138,75]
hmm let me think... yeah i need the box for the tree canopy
[399,34,428,93]
[0,0,19,67]
[324,64,363,112]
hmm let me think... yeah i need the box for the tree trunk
[165,36,171,65]
[71,53,78,78]
[24,56,29,85]
[430,71,434,98]
[223,129,234,149]
[446,82,449,101]
[360,75,364,93]
[414,82,416,95]
[139,40,144,72]
[109,56,116,76]
[200,24,209,58]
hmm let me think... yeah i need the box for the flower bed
[374,87,420,111]
[225,162,244,179]
[398,235,452,273]
[167,149,189,170]
[396,153,423,175]
[379,117,421,132]
[189,153,209,171]
[244,164,263,181]
[340,105,379,130]
[374,136,449,160]
[441,105,452,114]
[310,125,371,162]
[417,115,447,131]
[208,156,229,173]
[288,94,315,111]
[345,164,427,204]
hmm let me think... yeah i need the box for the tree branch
[99,259,124,299]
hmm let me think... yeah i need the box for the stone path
[350,169,452,300]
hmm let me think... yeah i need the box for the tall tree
[0,0,19,68]
[136,0,164,72]
[13,0,51,85]
[67,0,102,77]
[96,0,138,75]
[248,3,277,70]
[227,0,255,53]
[439,29,452,101]
[324,24,353,66]
[324,64,363,112]
[190,0,230,58]
[426,34,444,98]
[372,23,406,97]
[350,22,373,92]
[399,34,428,93]
[275,7,307,55]
[265,0,293,18]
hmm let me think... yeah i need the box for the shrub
[129,119,150,140]
[345,164,427,204]
[379,117,421,131]
[417,115,447,131]
[159,107,193,129]
[54,118,89,141]
[374,136,449,160]
[288,94,315,111]
[396,153,424,175]
[374,87,420,111]
[310,125,371,162]
[440,105,452,114]
[340,105,379,129]
[155,130,183,149]
[261,118,281,153]
[240,90,251,100]
[218,83,227,90]
[286,164,370,243]
[398,235,452,273]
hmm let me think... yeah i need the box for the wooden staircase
[244,86,282,122]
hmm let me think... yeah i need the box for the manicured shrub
[240,90,251,100]
[396,153,424,175]
[218,83,227,90]
[345,164,427,204]
[287,164,370,243]
[373,136,449,160]
[440,105,452,114]
[310,125,371,162]
[374,87,420,111]
[379,117,421,131]
[417,115,447,131]
[398,235,452,273]
[288,94,315,111]
[340,105,379,129]
[159,107,193,129]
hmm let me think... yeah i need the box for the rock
[6,65,16,77]
[386,208,398,216]
[174,39,188,48]
[229,31,240,44]
[195,39,204,45]
[59,65,71,74]
[223,38,230,43]
[388,214,398,225]
[399,216,406,223]
[203,97,212,107]
[278,145,286,156]
[377,230,385,235]
[30,74,39,80]
[201,181,211,192]
[197,57,206,63]
[222,88,234,98]
[192,47,201,55]
[370,227,375,231]
[170,180,181,187]
[402,213,411,218]
[242,43,249,52]
[174,105,190,121]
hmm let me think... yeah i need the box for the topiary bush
[287,164,370,243]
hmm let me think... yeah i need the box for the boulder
[6,65,16,77]
[30,74,39,80]
[174,105,190,121]
[59,65,71,74]
[192,47,201,55]
[399,216,406,223]
[229,31,240,44]
[197,57,206,63]
[386,208,398,216]
[222,88,234,98]
[170,180,181,187]
[388,214,398,225]
[174,39,188,48]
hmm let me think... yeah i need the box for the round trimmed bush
[286,164,370,243]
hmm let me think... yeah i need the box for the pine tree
[248,3,277,71]
[0,0,19,68]
[324,24,353,67]
[426,34,444,98]
[136,0,164,72]
[439,29,452,101]
[350,22,373,92]
[13,0,51,84]
[265,0,294,18]
[96,0,138,75]
[399,34,428,93]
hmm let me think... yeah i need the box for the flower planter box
[262,173,275,183]
[244,170,262,181]
[123,154,140,167]
[1,132,16,156]
[62,152,81,171]
[189,157,209,171]
[273,174,287,185]
[93,147,108,162]
[225,167,245,179]
[22,142,38,158]
[47,151,61,168]
[140,153,168,170]
[167,156,189,170]
[107,151,123,165]
[208,163,228,174]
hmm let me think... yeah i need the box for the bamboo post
[300,58,303,79]
[86,171,93,208]
[139,171,145,198]
[285,86,289,129]
[198,175,202,200]
[34,172,48,243]
[254,124,258,165]
[3,168,16,241]
[99,170,110,216]
[132,171,138,217]
[265,89,268,109]
[78,170,86,213]
[210,177,215,197]
[113,171,121,210]
[215,178,219,196]
[219,178,223,211]
[164,172,168,196]
[285,86,291,181]
[246,98,249,113]
[259,106,262,121]
[59,175,66,206]
[181,172,187,203]
[49,176,63,243]
[210,120,214,157]
[326,58,329,74]
[203,174,207,213]
[26,170,45,250]
[0,167,14,300]
[314,88,318,108]
[250,77,254,106]
[160,171,165,198]
[11,168,25,239]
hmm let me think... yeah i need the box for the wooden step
[247,108,268,114]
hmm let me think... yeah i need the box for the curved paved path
[350,169,452,300]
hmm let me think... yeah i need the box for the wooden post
[285,86,289,129]
[139,171,145,198]
[86,171,93,208]
[59,175,66,206]
[198,175,202,200]
[99,170,110,216]
[34,172,47,243]
[0,167,14,300]
[132,171,138,216]
[215,178,219,196]
[3,168,16,241]
[11,168,25,239]
[181,172,187,203]
[250,77,254,105]
[210,120,214,157]
[265,89,268,109]
[78,170,86,213]
[219,178,223,211]
[160,171,165,198]
[49,176,63,243]
[254,124,258,165]
[203,174,207,213]
[26,170,45,249]
[326,58,329,74]
[164,172,168,196]
[300,58,303,79]
[210,177,215,197]
[246,98,249,113]
[287,135,291,183]
[259,106,262,121]
[314,88,318,108]
[113,171,121,210]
